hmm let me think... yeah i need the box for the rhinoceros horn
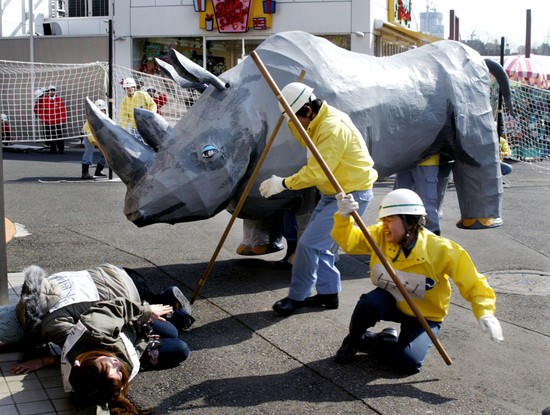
[85,97,154,184]
[134,108,172,152]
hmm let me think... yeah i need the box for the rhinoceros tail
[485,58,515,117]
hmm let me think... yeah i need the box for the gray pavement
[1,146,549,414]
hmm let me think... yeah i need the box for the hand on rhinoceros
[336,193,359,217]
[259,175,286,198]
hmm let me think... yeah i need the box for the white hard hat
[47,85,56,91]
[94,99,107,110]
[278,82,316,118]
[34,88,45,99]
[378,189,427,220]
[1,113,8,122]
[122,77,136,88]
[143,85,155,92]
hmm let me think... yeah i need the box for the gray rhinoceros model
[86,31,512,256]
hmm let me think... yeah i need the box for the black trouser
[43,124,65,153]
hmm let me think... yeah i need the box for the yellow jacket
[500,136,511,159]
[119,91,157,130]
[83,120,97,146]
[284,102,378,195]
[417,153,440,166]
[331,214,496,322]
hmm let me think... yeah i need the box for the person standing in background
[118,78,157,142]
[34,85,67,154]
[81,99,109,180]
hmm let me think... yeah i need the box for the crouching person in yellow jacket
[331,188,503,373]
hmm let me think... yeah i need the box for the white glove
[336,193,359,217]
[259,175,286,198]
[479,315,504,343]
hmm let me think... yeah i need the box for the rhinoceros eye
[201,144,219,158]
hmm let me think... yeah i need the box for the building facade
[0,0,439,69]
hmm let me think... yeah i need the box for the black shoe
[303,293,339,309]
[167,309,195,331]
[334,335,359,364]
[272,297,303,316]
[361,327,399,346]
[159,286,192,315]
[272,259,292,270]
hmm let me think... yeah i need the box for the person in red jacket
[144,85,168,115]
[1,113,12,143]
[33,85,67,154]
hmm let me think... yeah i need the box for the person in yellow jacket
[259,82,378,316]
[331,188,503,373]
[394,153,441,235]
[81,99,108,179]
[119,77,157,142]
[500,135,513,176]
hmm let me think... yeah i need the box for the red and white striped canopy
[502,56,548,82]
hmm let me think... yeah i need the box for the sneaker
[159,286,192,315]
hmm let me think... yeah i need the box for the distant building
[419,6,444,39]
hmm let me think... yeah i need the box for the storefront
[132,35,351,75]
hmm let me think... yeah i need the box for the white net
[0,60,200,145]
[491,80,550,172]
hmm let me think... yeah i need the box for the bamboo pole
[190,69,307,304]
[250,51,452,366]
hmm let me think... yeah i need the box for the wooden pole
[190,70,307,304]
[250,51,452,366]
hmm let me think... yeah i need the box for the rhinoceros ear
[85,97,154,185]
[170,48,230,91]
[134,108,172,152]
[155,58,208,93]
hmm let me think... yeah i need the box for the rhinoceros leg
[237,215,285,255]
[237,189,319,256]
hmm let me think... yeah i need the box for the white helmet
[47,85,56,91]
[34,88,45,99]
[122,77,136,88]
[1,113,8,122]
[143,85,155,93]
[94,99,107,110]
[378,189,427,220]
[278,82,316,118]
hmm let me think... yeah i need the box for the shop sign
[388,0,411,29]
[212,0,251,33]
[199,0,273,31]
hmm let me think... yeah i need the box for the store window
[59,0,109,17]
[133,37,265,76]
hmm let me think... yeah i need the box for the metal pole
[251,51,452,366]
[497,37,505,137]
[525,10,531,59]
[0,146,9,305]
[108,19,114,180]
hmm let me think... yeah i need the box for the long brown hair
[69,350,151,414]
